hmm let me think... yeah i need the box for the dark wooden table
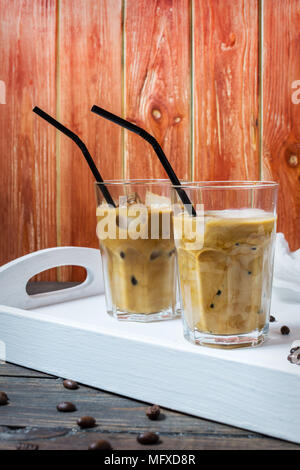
[0,283,299,450]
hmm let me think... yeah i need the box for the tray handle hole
[26,266,87,295]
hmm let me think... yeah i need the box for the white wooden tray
[0,247,300,444]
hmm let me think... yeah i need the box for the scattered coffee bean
[235,243,240,246]
[0,391,9,406]
[210,303,214,308]
[248,271,252,275]
[281,326,290,335]
[251,247,257,251]
[63,379,79,390]
[131,275,138,286]
[146,404,161,421]
[287,354,294,363]
[120,251,125,259]
[269,315,276,322]
[137,431,159,445]
[168,248,176,257]
[290,346,300,354]
[16,442,39,451]
[150,251,161,260]
[88,439,112,450]
[77,416,96,429]
[216,290,222,296]
[56,401,77,412]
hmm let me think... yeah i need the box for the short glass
[171,181,278,348]
[95,180,180,322]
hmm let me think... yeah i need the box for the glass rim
[95,179,278,189]
[95,178,174,186]
[172,180,279,190]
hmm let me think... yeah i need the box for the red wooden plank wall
[125,0,191,181]
[58,0,123,280]
[0,0,57,280]
[263,0,300,251]
[0,0,299,281]
[193,0,259,181]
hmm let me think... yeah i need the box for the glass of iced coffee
[95,180,180,322]
[171,181,278,348]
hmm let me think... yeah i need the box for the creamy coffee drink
[173,209,276,336]
[96,195,177,318]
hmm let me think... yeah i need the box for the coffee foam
[205,208,274,220]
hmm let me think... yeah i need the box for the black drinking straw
[91,105,196,216]
[32,106,116,207]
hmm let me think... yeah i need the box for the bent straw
[91,105,197,216]
[33,106,116,207]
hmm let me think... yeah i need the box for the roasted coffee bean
[216,290,222,296]
[137,432,159,445]
[63,379,79,390]
[281,325,290,335]
[251,247,257,251]
[120,251,125,259]
[150,251,161,260]
[248,271,252,275]
[56,401,77,412]
[0,391,9,406]
[287,354,294,363]
[168,248,176,257]
[146,404,161,421]
[210,303,214,308]
[16,442,39,451]
[88,439,112,450]
[269,315,276,322]
[235,243,240,246]
[131,275,138,286]
[77,416,96,429]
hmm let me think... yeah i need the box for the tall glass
[95,180,180,322]
[171,181,278,348]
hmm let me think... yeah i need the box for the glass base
[183,321,268,349]
[108,307,182,323]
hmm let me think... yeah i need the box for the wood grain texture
[125,0,191,180]
[1,0,300,279]
[0,362,299,450]
[0,362,55,378]
[263,0,300,251]
[59,0,123,280]
[0,0,57,280]
[193,0,259,181]
[1,428,299,450]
